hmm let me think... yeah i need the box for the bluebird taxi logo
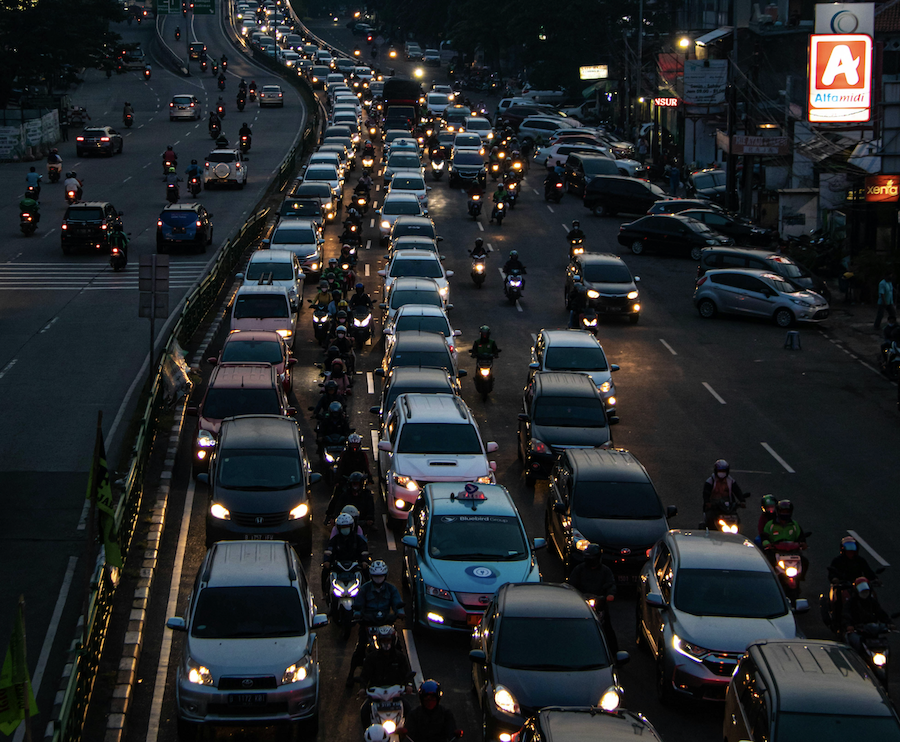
[809,34,872,122]
[466,566,496,579]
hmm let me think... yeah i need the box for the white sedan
[386,169,430,207]
[378,249,453,303]
[377,193,426,244]
[383,304,461,361]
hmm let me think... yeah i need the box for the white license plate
[245,535,275,540]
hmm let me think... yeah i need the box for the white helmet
[365,725,390,742]
[335,513,355,528]
[369,560,388,577]
[341,504,360,519]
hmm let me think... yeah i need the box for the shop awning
[695,26,732,46]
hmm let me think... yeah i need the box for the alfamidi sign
[808,34,872,123]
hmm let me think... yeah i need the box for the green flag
[86,423,123,568]
[0,598,38,735]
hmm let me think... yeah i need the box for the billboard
[815,3,874,36]
[808,34,872,123]
[865,175,900,203]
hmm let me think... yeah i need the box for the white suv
[377,393,498,525]
[204,149,249,189]
[240,250,304,310]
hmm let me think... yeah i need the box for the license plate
[244,534,275,540]
[616,574,640,584]
[228,693,266,706]
[467,613,482,626]
[173,227,186,234]
[608,307,621,312]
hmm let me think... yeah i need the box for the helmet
[335,512,355,528]
[338,300,349,310]
[332,357,345,369]
[713,459,730,476]
[167,145,173,150]
[572,220,580,228]
[584,543,602,563]
[319,279,328,289]
[70,171,77,178]
[365,725,390,742]
[340,504,360,520]
[776,499,794,518]
[418,679,441,702]
[191,159,197,164]
[124,101,131,106]
[475,237,484,248]
[356,283,364,291]
[761,494,777,513]
[855,577,872,596]
[369,559,388,577]
[336,310,348,321]
[509,250,518,259]
[328,401,343,414]
[348,471,366,484]
[374,624,397,651]
[243,122,248,128]
[335,325,347,334]
[349,433,362,445]
[841,535,858,552]
[479,325,490,336]
[324,380,338,392]
[168,167,176,173]
[51,148,58,154]
[329,257,338,265]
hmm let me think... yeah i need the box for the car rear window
[246,261,294,281]
[294,183,331,198]
[67,208,104,221]
[396,423,481,454]
[280,201,319,217]
[208,152,236,163]
[384,200,421,216]
[674,568,787,618]
[160,211,197,225]
[391,258,441,279]
[384,383,450,412]
[532,396,605,428]
[221,339,283,365]
[394,316,449,336]
[218,448,302,489]
[392,223,435,239]
[192,587,305,638]
[388,154,420,169]
[391,176,425,191]
[391,348,452,371]
[572,481,663,519]
[234,294,290,319]
[202,387,281,419]
[272,226,315,244]
[173,96,194,105]
[775,714,900,740]
[428,514,527,560]
[391,289,441,308]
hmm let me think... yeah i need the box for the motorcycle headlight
[289,503,309,520]
[197,430,217,448]
[187,658,214,686]
[673,634,710,663]
[586,290,600,299]
[627,290,639,299]
[493,686,519,714]
[282,657,311,684]
[425,584,453,601]
[210,503,231,520]
[873,652,888,667]
[393,474,419,491]
[479,366,491,377]
[717,519,739,534]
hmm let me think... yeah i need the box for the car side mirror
[401,535,419,549]
[374,368,385,377]
[446,270,454,277]
[610,364,620,372]
[196,473,209,485]
[528,362,540,370]
[666,505,678,518]
[166,617,186,632]
[486,441,499,453]
[288,358,298,367]
[287,407,297,416]
[646,593,666,608]
[457,368,466,377]
[379,303,387,309]
[468,649,486,663]
[533,537,546,550]
[262,238,271,247]
[615,651,631,667]
[207,357,218,365]
[792,599,810,614]
[377,440,392,452]
[608,415,619,425]
[312,614,329,628]
[518,413,529,423]
[369,406,380,415]
[309,472,322,484]
[635,276,641,282]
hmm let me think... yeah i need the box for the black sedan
[565,253,641,323]
[617,214,732,261]
[75,126,124,157]
[470,582,628,741]
[686,168,727,206]
[678,209,776,246]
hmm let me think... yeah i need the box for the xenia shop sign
[808,34,872,122]
[865,175,900,203]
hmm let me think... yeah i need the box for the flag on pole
[86,421,123,568]
[0,597,38,735]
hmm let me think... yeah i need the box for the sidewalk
[816,278,891,377]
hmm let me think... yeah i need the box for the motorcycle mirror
[666,505,678,518]
[792,599,810,614]
[207,357,218,365]
[457,368,466,377]
[452,330,462,337]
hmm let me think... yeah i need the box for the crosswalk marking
[0,262,207,291]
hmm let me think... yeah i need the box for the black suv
[518,372,617,482]
[565,252,641,323]
[546,448,676,578]
[582,175,667,217]
[61,201,122,254]
[156,203,213,254]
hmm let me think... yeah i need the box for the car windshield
[384,200,421,216]
[496,617,608,670]
[582,264,633,283]
[572,481,663,519]
[272,227,315,244]
[389,155,420,169]
[392,176,425,191]
[218,449,302,489]
[221,339,283,364]
[453,152,484,166]
[532,396,606,428]
[202,388,281,419]
[246,261,294,281]
[769,258,805,278]
[544,346,608,371]
[693,171,726,189]
[305,168,336,180]
[396,423,481,454]
[394,316,449,336]
[391,258,442,279]
[391,349,452,371]
[207,153,236,163]
[234,295,290,319]
[674,568,787,618]
[191,587,306,638]
[428,515,527,560]
[775,713,900,740]
[392,289,441,309]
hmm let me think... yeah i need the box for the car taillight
[190,102,194,107]
[101,137,110,141]
[76,136,84,141]
[61,224,67,229]
[157,220,163,227]
[196,220,202,227]
[696,276,708,286]
[101,224,107,230]
[169,102,174,107]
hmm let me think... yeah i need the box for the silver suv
[167,541,327,736]
[204,148,249,189]
[693,268,830,327]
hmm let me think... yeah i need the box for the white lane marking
[402,628,423,685]
[497,268,505,279]
[365,239,371,250]
[370,430,380,456]
[847,530,891,568]
[369,218,375,228]
[702,382,726,404]
[486,242,494,252]
[173,140,180,146]
[477,221,484,232]
[41,229,56,239]
[375,184,380,192]
[561,223,568,231]
[146,478,196,742]
[0,359,17,379]
[77,497,90,530]
[364,263,370,276]
[761,442,795,474]
[383,514,396,551]
[366,372,374,394]
[659,339,678,356]
[547,205,555,213]
[123,176,132,183]
[142,162,151,169]
[39,317,59,333]
[532,188,539,195]
[516,300,523,312]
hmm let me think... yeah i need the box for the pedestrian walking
[637,136,649,165]
[59,108,69,141]
[874,271,895,330]
[668,163,681,195]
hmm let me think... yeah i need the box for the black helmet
[475,237,483,248]
[572,220,580,228]
[336,312,348,322]
[713,459,730,476]
[328,401,343,414]
[191,159,197,164]
[418,679,441,702]
[243,122,248,128]
[584,543,602,563]
[348,471,366,484]
[776,499,794,519]
[125,101,131,106]
[479,325,490,336]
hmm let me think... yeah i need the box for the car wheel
[689,246,702,261]
[630,240,645,256]
[697,298,717,319]
[656,656,674,705]
[629,313,640,324]
[774,308,794,327]
[592,203,607,217]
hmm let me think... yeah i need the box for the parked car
[617,214,732,261]
[686,168,727,205]
[678,209,776,246]
[583,176,668,217]
[698,246,830,300]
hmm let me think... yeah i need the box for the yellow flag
[0,598,38,735]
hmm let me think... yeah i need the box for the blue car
[156,203,213,254]
[401,482,544,631]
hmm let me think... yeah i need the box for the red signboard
[865,175,900,203]
[808,34,872,122]
[654,97,679,107]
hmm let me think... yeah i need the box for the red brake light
[76,136,84,141]
[101,137,110,141]
[157,220,163,227]
[170,102,174,107]
[696,276,708,286]
[196,220,202,227]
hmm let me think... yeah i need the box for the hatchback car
[546,448,676,578]
[240,250,304,310]
[379,249,452,302]
[378,330,464,387]
[268,220,324,274]
[209,330,295,393]
[259,84,285,107]
[380,277,445,323]
[378,193,426,243]
[75,126,123,157]
[638,530,801,704]
[470,582,628,741]
[448,149,486,188]
[156,203,213,254]
[565,153,627,195]
[200,415,319,554]
[369,366,458,422]
[617,214,732,260]
[678,209,775,246]
[565,253,640,323]
[698,246,830,300]
[518,372,616,482]
[383,304,460,360]
[387,235,442,259]
[693,268,830,327]
[166,541,327,737]
[169,94,202,120]
[528,329,619,410]
[686,168,727,205]
[376,393,496,524]
[426,92,453,116]
[402,482,544,631]
[291,181,339,226]
[463,117,494,143]
[301,164,342,195]
[453,133,484,154]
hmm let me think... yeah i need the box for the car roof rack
[257,272,274,285]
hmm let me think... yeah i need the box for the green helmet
[168,167,176,173]
[761,494,777,513]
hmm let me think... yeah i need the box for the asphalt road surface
[119,17,900,742]
[0,9,306,734]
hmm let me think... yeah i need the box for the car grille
[218,676,278,690]
[208,701,289,717]
[702,652,742,677]
[813,308,829,320]
[595,294,629,308]
[454,592,493,610]
[229,511,290,527]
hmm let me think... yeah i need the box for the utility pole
[636,0,644,138]
[725,24,739,212]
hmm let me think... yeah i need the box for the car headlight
[599,685,622,711]
[627,290,639,299]
[210,503,231,520]
[425,584,453,601]
[282,657,311,684]
[573,530,590,551]
[586,290,600,299]
[381,220,391,229]
[393,474,419,491]
[197,430,217,448]
[790,297,813,307]
[310,262,319,272]
[873,652,888,667]
[493,685,519,714]
[476,475,493,484]
[673,634,710,663]
[289,503,309,520]
[186,658,214,686]
[598,381,612,393]
[439,286,448,296]
[276,329,293,338]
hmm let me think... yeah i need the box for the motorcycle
[326,560,363,637]
[472,354,494,401]
[174,28,181,40]
[212,61,218,75]
[19,211,37,236]
[200,58,207,72]
[545,177,564,203]
[319,433,349,475]
[368,124,378,140]
[430,159,445,180]
[768,536,810,608]
[209,123,221,139]
[489,161,501,180]
[363,684,410,742]
[110,244,127,271]
[163,157,177,176]
[143,67,151,80]
[240,134,251,153]
[579,308,599,336]
[166,183,179,204]
[700,495,747,533]
[361,154,375,170]
[351,306,373,348]
[236,95,246,112]
[249,88,257,103]
[568,236,585,259]
[353,190,369,215]
[47,163,62,183]
[310,302,331,345]
[880,340,900,381]
[490,200,506,226]
[505,179,518,209]
[217,76,226,91]
[188,175,202,196]
[25,184,40,200]
[504,269,525,304]
[467,194,482,219]
[851,622,895,686]
[65,186,80,204]
[221,58,228,71]
[123,112,134,128]
[471,257,486,288]
[216,102,225,118]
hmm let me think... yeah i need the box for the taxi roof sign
[451,483,488,501]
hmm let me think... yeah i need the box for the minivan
[582,175,668,217]
[565,153,620,196]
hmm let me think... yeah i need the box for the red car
[209,330,296,393]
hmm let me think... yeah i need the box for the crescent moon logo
[831,10,859,34]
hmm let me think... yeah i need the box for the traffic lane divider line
[383,514,396,551]
[847,530,891,568]
[402,628,423,686]
[702,382,726,404]
[659,339,678,356]
[367,372,374,394]
[760,442,795,473]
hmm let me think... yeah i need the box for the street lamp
[678,36,690,49]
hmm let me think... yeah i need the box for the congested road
[0,7,306,731]
[114,15,900,742]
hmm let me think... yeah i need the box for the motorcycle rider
[762,499,808,571]
[326,289,344,317]
[217,71,227,89]
[25,166,42,198]
[328,357,353,396]
[842,577,893,653]
[208,110,221,134]
[349,560,405,685]
[248,79,258,98]
[469,238,488,261]
[64,171,83,200]
[239,121,252,144]
[491,181,508,206]
[567,219,585,244]
[312,279,332,307]
[165,167,182,197]
[339,243,357,268]
[358,626,414,724]
[702,459,746,528]
[332,325,356,373]
[18,195,40,225]
[163,145,178,168]
[568,283,589,328]
[238,78,248,95]
[755,494,778,545]
[356,170,374,192]
[122,101,134,122]
[322,512,370,595]
[402,680,461,742]
[827,536,880,631]
[335,433,372,483]
[567,544,619,656]
[349,282,373,310]
[185,159,202,180]
[317,399,350,448]
[47,148,62,171]
[503,250,526,275]
[470,325,500,359]
[326,471,375,529]
[312,379,341,419]
[108,222,129,263]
